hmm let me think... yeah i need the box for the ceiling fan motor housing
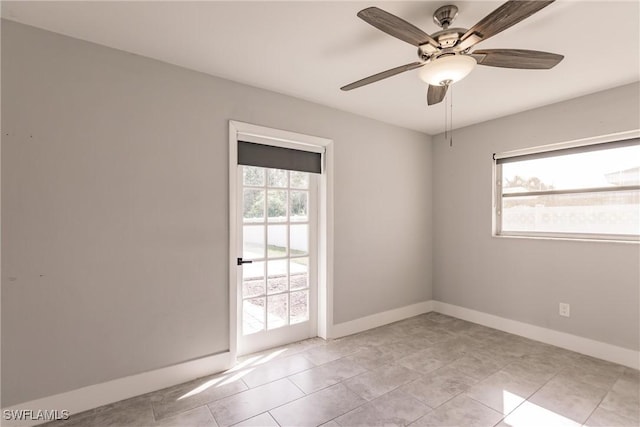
[418,28,467,60]
[434,28,467,48]
[433,5,459,29]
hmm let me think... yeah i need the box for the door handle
[237,258,253,266]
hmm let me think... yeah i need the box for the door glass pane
[243,166,265,186]
[243,189,265,223]
[240,166,314,342]
[242,261,265,298]
[243,297,265,335]
[290,224,308,256]
[290,291,309,324]
[267,294,288,330]
[268,169,287,188]
[268,190,287,222]
[290,257,308,290]
[267,259,288,294]
[290,171,309,189]
[243,225,265,260]
[267,224,287,258]
[290,191,308,222]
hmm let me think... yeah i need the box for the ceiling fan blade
[472,49,564,69]
[358,7,439,47]
[427,85,448,105]
[341,62,424,91]
[458,0,555,50]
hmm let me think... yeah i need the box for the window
[494,135,640,241]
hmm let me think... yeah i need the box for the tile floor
[45,313,639,427]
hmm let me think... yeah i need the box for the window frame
[493,130,640,243]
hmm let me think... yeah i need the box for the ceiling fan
[340,0,564,105]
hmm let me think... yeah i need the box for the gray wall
[433,82,640,351]
[1,20,432,406]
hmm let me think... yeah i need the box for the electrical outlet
[559,303,570,317]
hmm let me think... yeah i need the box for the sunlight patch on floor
[257,348,287,364]
[226,355,262,373]
[218,368,256,387]
[502,398,582,427]
[177,347,290,401]
[178,377,226,400]
[502,390,526,415]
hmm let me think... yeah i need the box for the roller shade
[495,138,639,164]
[238,141,322,174]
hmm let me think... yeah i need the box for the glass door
[238,165,317,355]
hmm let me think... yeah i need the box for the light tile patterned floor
[45,313,640,427]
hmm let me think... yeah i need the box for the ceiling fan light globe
[419,55,477,86]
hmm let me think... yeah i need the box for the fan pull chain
[443,86,454,147]
[449,85,454,147]
[444,91,448,142]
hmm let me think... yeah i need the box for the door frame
[228,120,334,359]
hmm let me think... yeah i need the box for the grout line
[241,346,372,391]
[268,410,282,427]
[581,366,625,424]
[423,343,539,418]
[244,372,369,420]
[489,355,567,425]
[206,404,219,426]
[464,394,505,416]
[285,377,307,395]
[150,401,160,423]
[224,410,279,427]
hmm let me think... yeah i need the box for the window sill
[493,233,640,245]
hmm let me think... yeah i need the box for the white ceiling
[2,1,639,135]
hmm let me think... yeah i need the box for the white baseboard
[330,300,434,339]
[433,301,640,370]
[1,351,233,427]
